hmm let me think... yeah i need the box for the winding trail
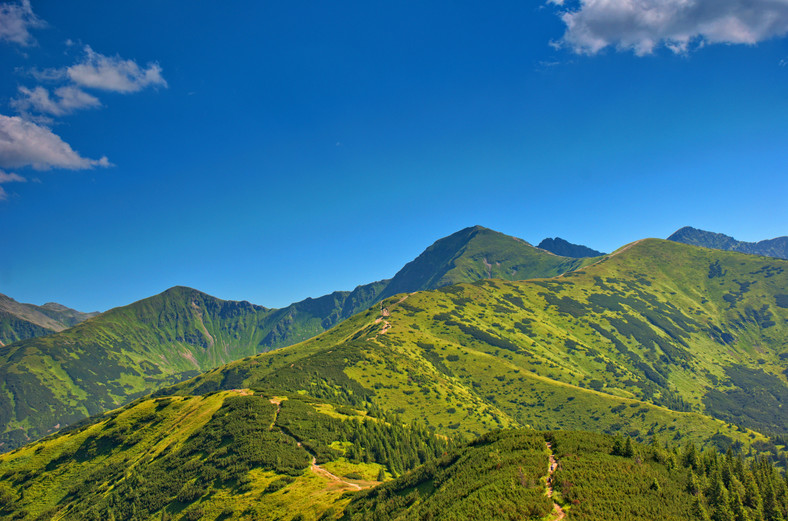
[310,457,362,490]
[269,397,365,491]
[545,442,566,521]
[269,397,282,431]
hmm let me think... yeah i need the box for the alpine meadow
[1,1,788,520]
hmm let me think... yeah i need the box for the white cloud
[552,0,788,55]
[0,169,26,201]
[0,0,43,46]
[12,85,101,116]
[0,170,25,183]
[67,46,167,93]
[0,113,110,170]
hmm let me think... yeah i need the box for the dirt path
[545,442,566,521]
[272,405,366,492]
[310,457,362,490]
[269,397,282,431]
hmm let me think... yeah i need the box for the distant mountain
[259,226,593,348]
[668,226,788,259]
[0,225,594,450]
[0,293,98,346]
[537,237,605,258]
[368,225,596,301]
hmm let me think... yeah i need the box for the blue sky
[1,0,787,312]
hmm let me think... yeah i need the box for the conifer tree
[623,436,635,458]
[611,435,623,456]
[694,495,713,521]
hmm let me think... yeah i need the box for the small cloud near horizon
[66,46,167,93]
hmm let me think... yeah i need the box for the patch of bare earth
[545,442,566,521]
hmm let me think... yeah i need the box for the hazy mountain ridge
[0,293,98,346]
[669,226,788,259]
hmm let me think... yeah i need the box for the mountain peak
[537,237,604,258]
[377,226,584,300]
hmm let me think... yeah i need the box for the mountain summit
[668,226,788,259]
[537,237,605,258]
[377,225,594,300]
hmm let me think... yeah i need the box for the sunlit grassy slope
[0,226,591,451]
[175,239,788,454]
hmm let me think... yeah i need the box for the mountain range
[0,226,596,449]
[0,293,98,346]
[1,225,788,520]
[669,226,788,259]
[173,238,788,445]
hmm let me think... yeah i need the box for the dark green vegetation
[343,429,788,521]
[669,226,788,259]
[0,293,98,346]
[0,390,451,520]
[0,225,593,451]
[549,430,788,521]
[176,239,788,459]
[538,237,605,258]
[341,429,554,521]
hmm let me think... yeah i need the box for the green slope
[0,390,449,521]
[174,239,788,454]
[0,226,592,451]
[0,287,276,449]
[6,416,785,521]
